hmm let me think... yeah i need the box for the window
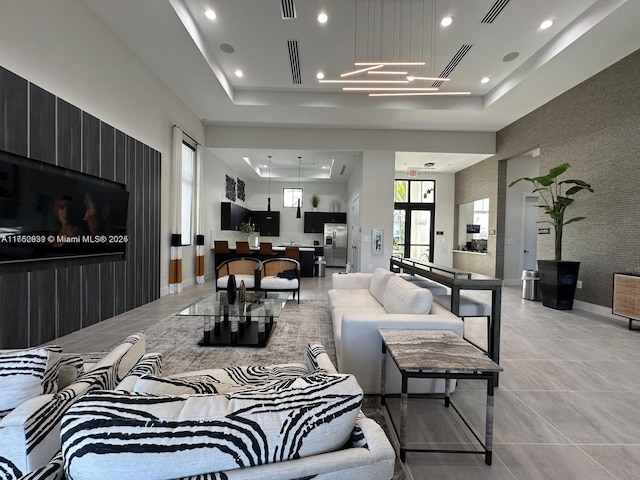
[283,187,303,208]
[393,180,436,261]
[181,143,195,245]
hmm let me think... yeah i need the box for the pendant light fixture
[267,155,272,212]
[296,156,302,219]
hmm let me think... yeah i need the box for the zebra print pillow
[62,372,363,480]
[0,346,63,413]
[132,362,310,395]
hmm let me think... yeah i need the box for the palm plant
[509,163,593,261]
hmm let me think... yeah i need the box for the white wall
[504,155,539,284]
[429,173,456,266]
[359,151,395,272]
[0,0,205,297]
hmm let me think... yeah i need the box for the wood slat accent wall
[0,66,161,348]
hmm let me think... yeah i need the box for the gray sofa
[328,268,464,394]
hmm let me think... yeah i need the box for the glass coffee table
[177,291,290,347]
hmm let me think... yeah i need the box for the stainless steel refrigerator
[323,223,348,267]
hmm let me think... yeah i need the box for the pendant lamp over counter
[296,156,302,218]
[267,155,272,212]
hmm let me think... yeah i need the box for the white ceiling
[79,0,640,180]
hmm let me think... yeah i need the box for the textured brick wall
[454,158,500,277]
[461,48,640,307]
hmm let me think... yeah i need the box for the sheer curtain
[194,144,205,284]
[169,125,183,294]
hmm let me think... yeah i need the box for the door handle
[524,250,530,253]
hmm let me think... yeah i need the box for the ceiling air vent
[432,44,473,88]
[287,40,302,85]
[281,0,296,19]
[481,0,511,24]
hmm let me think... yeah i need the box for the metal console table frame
[390,256,503,365]
[379,329,503,465]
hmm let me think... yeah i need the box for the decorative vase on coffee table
[226,274,237,304]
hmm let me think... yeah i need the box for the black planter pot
[537,260,580,310]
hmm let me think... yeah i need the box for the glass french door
[393,207,434,261]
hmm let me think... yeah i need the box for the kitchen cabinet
[304,212,347,233]
[252,211,280,236]
[220,202,251,231]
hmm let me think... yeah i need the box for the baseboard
[573,299,626,324]
[160,272,216,297]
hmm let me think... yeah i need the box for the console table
[390,256,503,365]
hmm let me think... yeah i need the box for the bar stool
[214,240,231,254]
[235,241,252,255]
[259,242,276,256]
[284,246,300,261]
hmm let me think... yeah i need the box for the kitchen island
[212,245,322,277]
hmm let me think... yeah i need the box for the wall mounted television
[466,224,481,234]
[0,149,129,263]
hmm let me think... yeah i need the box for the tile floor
[50,268,640,480]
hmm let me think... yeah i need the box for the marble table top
[379,329,503,374]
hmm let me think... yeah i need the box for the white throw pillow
[368,268,393,304]
[0,346,63,412]
[62,373,363,480]
[383,276,433,314]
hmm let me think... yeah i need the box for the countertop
[212,246,317,252]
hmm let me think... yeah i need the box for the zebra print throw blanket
[61,372,363,480]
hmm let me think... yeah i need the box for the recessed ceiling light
[539,19,553,30]
[220,43,235,54]
[205,9,216,20]
[317,12,328,24]
[481,77,490,84]
[502,52,519,62]
[316,71,325,80]
[440,16,453,27]
[235,69,243,78]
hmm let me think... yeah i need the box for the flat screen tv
[466,224,481,234]
[0,149,129,263]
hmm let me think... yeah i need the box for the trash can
[521,269,540,300]
[314,256,326,277]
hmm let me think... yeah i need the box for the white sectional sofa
[0,333,161,480]
[328,268,464,394]
[24,343,395,480]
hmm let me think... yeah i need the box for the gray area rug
[143,298,403,479]
[144,299,336,375]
